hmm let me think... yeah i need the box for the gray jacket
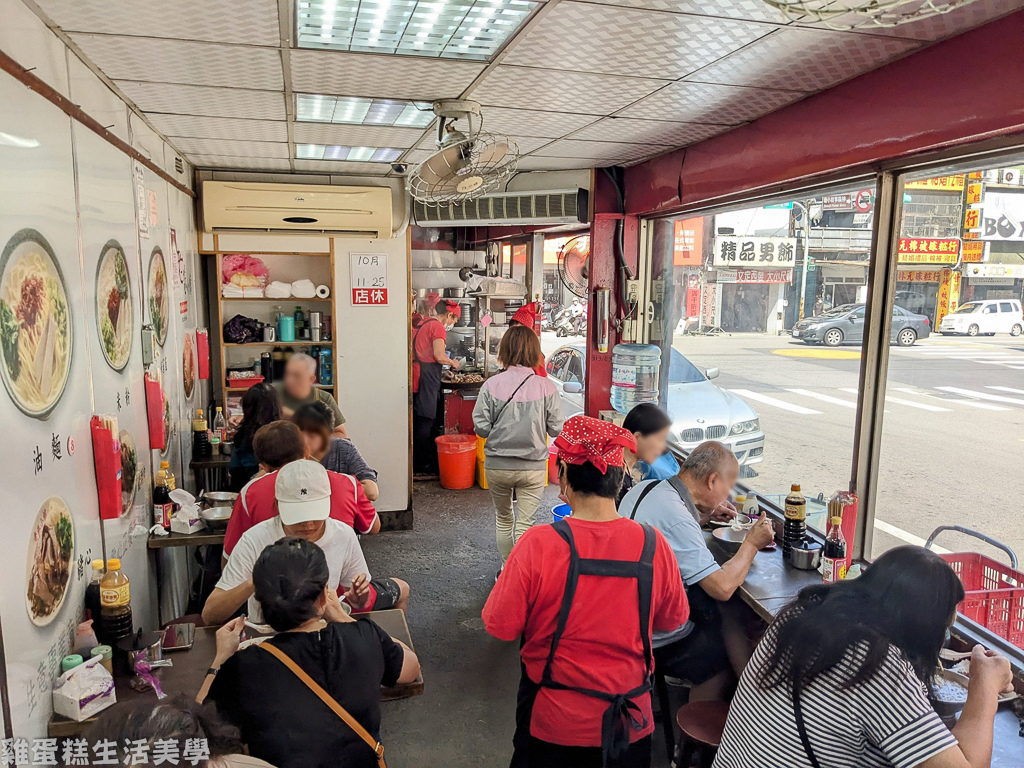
[473,366,564,471]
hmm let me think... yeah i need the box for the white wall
[0,0,201,738]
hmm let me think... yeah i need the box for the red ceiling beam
[624,10,1024,217]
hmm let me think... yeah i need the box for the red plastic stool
[674,701,729,768]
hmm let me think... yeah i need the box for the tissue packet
[169,489,205,535]
[52,656,116,721]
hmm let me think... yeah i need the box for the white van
[938,299,1024,336]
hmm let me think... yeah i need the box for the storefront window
[648,184,876,530]
[873,160,1024,572]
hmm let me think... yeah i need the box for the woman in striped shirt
[715,546,1013,768]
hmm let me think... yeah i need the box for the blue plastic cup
[552,503,572,522]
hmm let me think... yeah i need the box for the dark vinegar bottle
[783,484,806,561]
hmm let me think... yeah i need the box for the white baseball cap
[275,460,331,525]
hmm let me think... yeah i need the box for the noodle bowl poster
[94,240,133,372]
[0,229,73,418]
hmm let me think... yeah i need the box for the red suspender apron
[510,518,657,768]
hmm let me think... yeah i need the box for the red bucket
[435,435,478,490]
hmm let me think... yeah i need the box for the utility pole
[791,200,814,320]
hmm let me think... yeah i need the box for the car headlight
[744,419,759,433]
[730,423,744,435]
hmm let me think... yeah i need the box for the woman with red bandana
[483,415,689,768]
[508,302,548,378]
[412,295,461,475]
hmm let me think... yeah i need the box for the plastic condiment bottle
[213,407,227,443]
[741,492,759,518]
[154,469,173,529]
[99,558,133,643]
[192,409,211,459]
[783,484,807,561]
[160,460,176,491]
[821,515,848,584]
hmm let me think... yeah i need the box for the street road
[542,330,1024,563]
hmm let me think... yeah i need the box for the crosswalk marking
[840,388,951,411]
[988,386,1024,396]
[893,387,1010,411]
[728,389,821,415]
[786,388,858,408]
[935,386,1024,406]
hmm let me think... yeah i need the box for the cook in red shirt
[483,416,688,767]
[223,421,408,613]
[509,302,548,378]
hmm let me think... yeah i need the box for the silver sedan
[546,345,765,467]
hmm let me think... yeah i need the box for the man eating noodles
[202,460,374,626]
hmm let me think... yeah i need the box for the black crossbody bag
[792,682,823,768]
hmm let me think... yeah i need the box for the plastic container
[610,344,661,414]
[435,435,478,490]
[940,553,1024,647]
[278,315,295,342]
[100,558,133,644]
[61,655,84,673]
[552,503,572,522]
[90,645,113,675]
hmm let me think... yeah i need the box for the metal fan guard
[557,237,590,298]
[408,133,520,205]
[759,0,976,29]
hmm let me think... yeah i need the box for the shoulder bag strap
[491,372,536,426]
[628,480,662,520]
[792,682,822,768]
[259,642,386,768]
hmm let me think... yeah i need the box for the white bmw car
[546,344,765,467]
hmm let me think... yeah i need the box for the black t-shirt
[209,620,404,768]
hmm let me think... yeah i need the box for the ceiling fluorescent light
[296,95,433,128]
[296,143,405,162]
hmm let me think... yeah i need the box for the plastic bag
[223,314,262,344]
[221,254,269,288]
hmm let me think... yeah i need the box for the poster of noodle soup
[95,240,133,371]
[148,246,168,347]
[26,496,75,626]
[0,229,73,418]
[183,332,195,399]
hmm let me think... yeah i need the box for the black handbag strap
[492,373,535,426]
[627,480,663,520]
[792,682,822,768]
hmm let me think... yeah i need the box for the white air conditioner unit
[413,189,589,227]
[201,181,393,237]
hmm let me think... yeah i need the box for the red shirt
[224,469,378,555]
[413,317,446,363]
[482,517,688,747]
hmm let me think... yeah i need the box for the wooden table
[49,610,422,737]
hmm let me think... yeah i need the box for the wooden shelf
[224,383,335,392]
[223,341,334,348]
[221,296,332,302]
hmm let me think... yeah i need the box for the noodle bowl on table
[0,228,73,418]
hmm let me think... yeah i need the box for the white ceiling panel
[34,0,281,46]
[293,160,392,175]
[618,81,805,123]
[70,34,284,90]
[413,133,552,155]
[570,117,731,145]
[114,81,286,120]
[473,66,667,114]
[170,137,290,159]
[788,0,1022,40]
[503,2,772,79]
[188,155,292,170]
[292,123,426,148]
[684,27,921,92]
[474,107,600,139]
[148,114,288,142]
[290,50,485,101]
[533,139,671,164]
[583,0,786,23]
[516,155,598,171]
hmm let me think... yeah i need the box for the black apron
[511,518,657,768]
[413,319,444,421]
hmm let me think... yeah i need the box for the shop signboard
[713,236,797,268]
[969,276,1014,286]
[896,237,960,263]
[936,269,962,326]
[976,191,1024,241]
[673,217,703,266]
[966,182,983,204]
[350,252,388,305]
[961,241,985,262]
[905,175,965,191]
[853,190,873,212]
[718,268,794,284]
[966,263,1024,278]
[897,270,942,283]
[685,273,701,317]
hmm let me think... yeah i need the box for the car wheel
[896,328,917,347]
[823,328,844,347]
[1011,324,1023,337]
[966,324,980,337]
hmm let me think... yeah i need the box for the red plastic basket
[940,553,1024,648]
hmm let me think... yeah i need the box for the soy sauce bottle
[783,484,806,561]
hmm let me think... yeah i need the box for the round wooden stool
[674,700,729,768]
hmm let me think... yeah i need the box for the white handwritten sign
[350,252,388,305]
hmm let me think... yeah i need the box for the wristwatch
[206,666,220,677]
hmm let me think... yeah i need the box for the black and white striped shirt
[714,625,958,768]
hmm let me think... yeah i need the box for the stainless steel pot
[790,539,823,570]
[444,287,465,298]
[118,630,164,672]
